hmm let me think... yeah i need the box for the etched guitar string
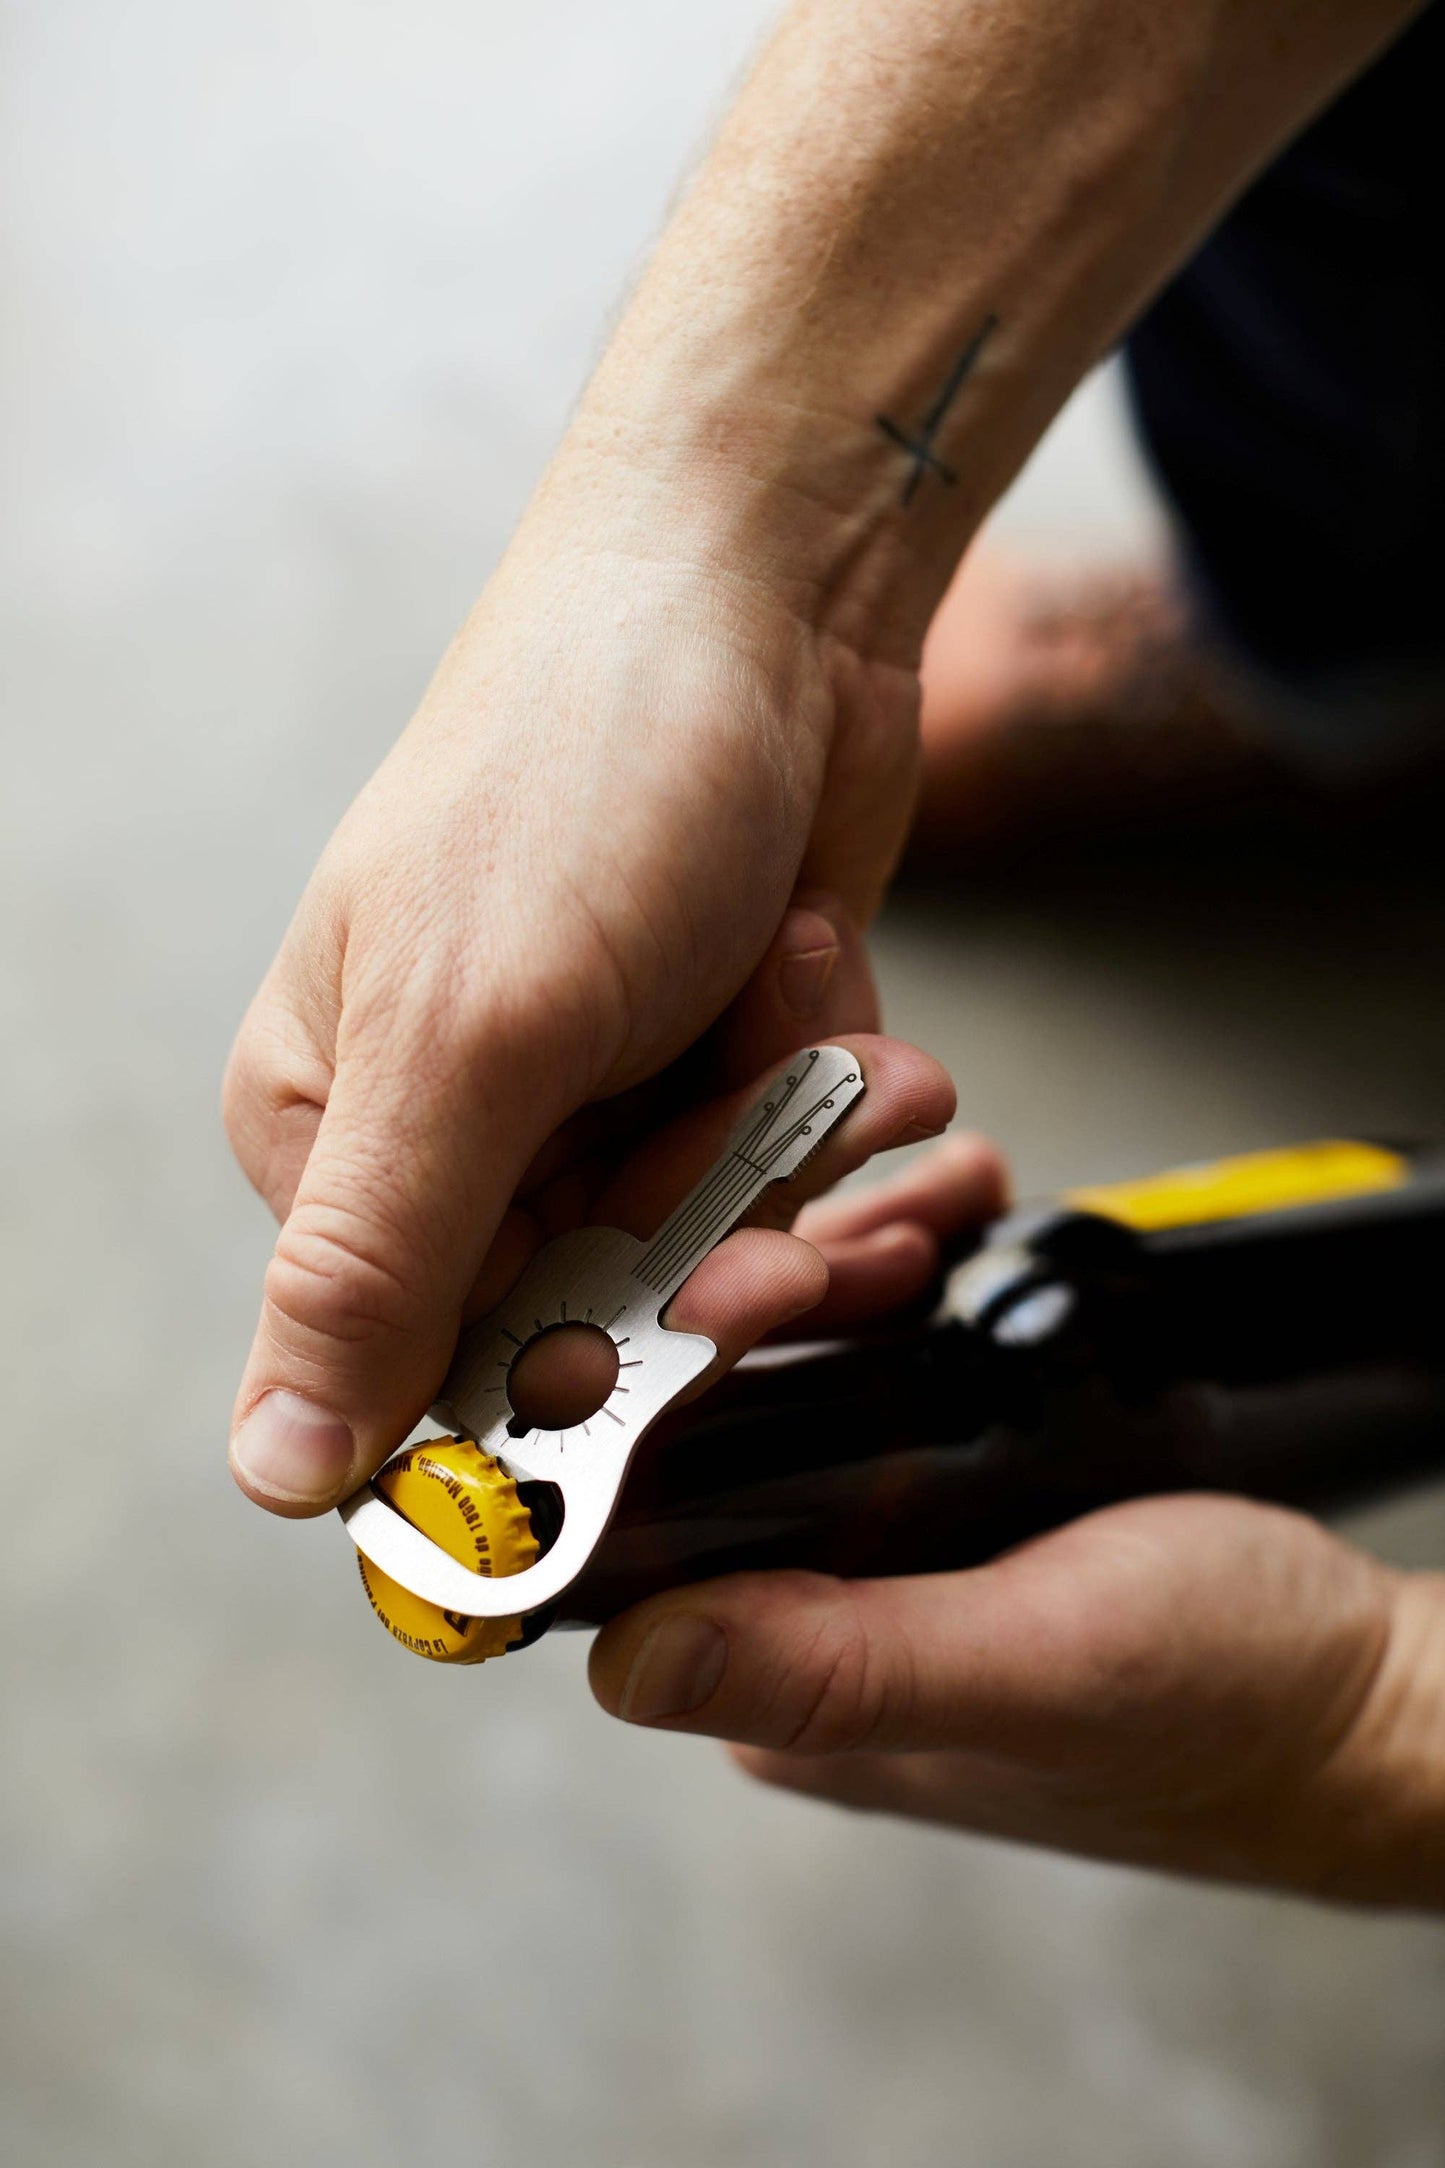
[639,1075,854,1290]
[633,1060,814,1289]
[635,1064,856,1294]
[636,1065,822,1291]
[636,1156,772,1294]
[639,1111,833,1282]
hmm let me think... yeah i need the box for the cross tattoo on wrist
[875,313,998,507]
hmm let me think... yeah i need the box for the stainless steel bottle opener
[339,1045,864,1619]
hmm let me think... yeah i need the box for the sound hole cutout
[506,1321,621,1434]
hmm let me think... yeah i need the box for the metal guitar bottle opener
[339,1045,864,1620]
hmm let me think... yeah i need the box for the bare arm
[561,0,1422,666]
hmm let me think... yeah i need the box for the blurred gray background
[4,3,1445,2163]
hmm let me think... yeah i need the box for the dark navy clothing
[1124,4,1444,769]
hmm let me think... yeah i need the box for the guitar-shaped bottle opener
[339,1046,864,1621]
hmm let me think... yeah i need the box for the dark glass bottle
[524,1142,1445,1634]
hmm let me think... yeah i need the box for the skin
[591,1147,1445,1911]
[908,551,1287,855]
[225,0,1439,1897]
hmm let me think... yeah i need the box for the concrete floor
[4,4,1445,2163]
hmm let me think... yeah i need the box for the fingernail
[619,1615,728,1723]
[778,941,838,1020]
[231,1390,356,1504]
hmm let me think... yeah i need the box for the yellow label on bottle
[1066,1140,1405,1233]
[358,1438,538,1664]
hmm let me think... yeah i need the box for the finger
[592,1034,956,1242]
[662,1226,828,1393]
[592,1546,1164,1755]
[223,983,333,1223]
[712,891,879,1089]
[588,1497,1385,1758]
[744,1035,955,1231]
[768,1220,938,1337]
[589,1567,1005,1750]
[795,1132,1008,1250]
[587,1517,1164,1752]
[229,1028,560,1517]
[779,1133,1010,1335]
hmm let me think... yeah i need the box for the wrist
[529,408,868,650]
[552,375,978,672]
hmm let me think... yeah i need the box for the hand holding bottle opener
[339,1046,864,1621]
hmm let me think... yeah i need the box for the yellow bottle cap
[358,1437,539,1664]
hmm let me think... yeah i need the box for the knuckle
[775,1584,891,1755]
[224,1014,335,1222]
[224,997,332,1175]
[264,1203,423,1350]
[222,1019,275,1164]
[221,1039,256,1145]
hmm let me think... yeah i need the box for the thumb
[589,1531,1166,1755]
[588,1567,1025,1754]
[588,1501,1392,1765]
[228,1043,546,1516]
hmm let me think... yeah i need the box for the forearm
[541,0,1423,661]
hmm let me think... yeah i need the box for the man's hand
[224,518,917,1512]
[590,1146,1445,1909]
